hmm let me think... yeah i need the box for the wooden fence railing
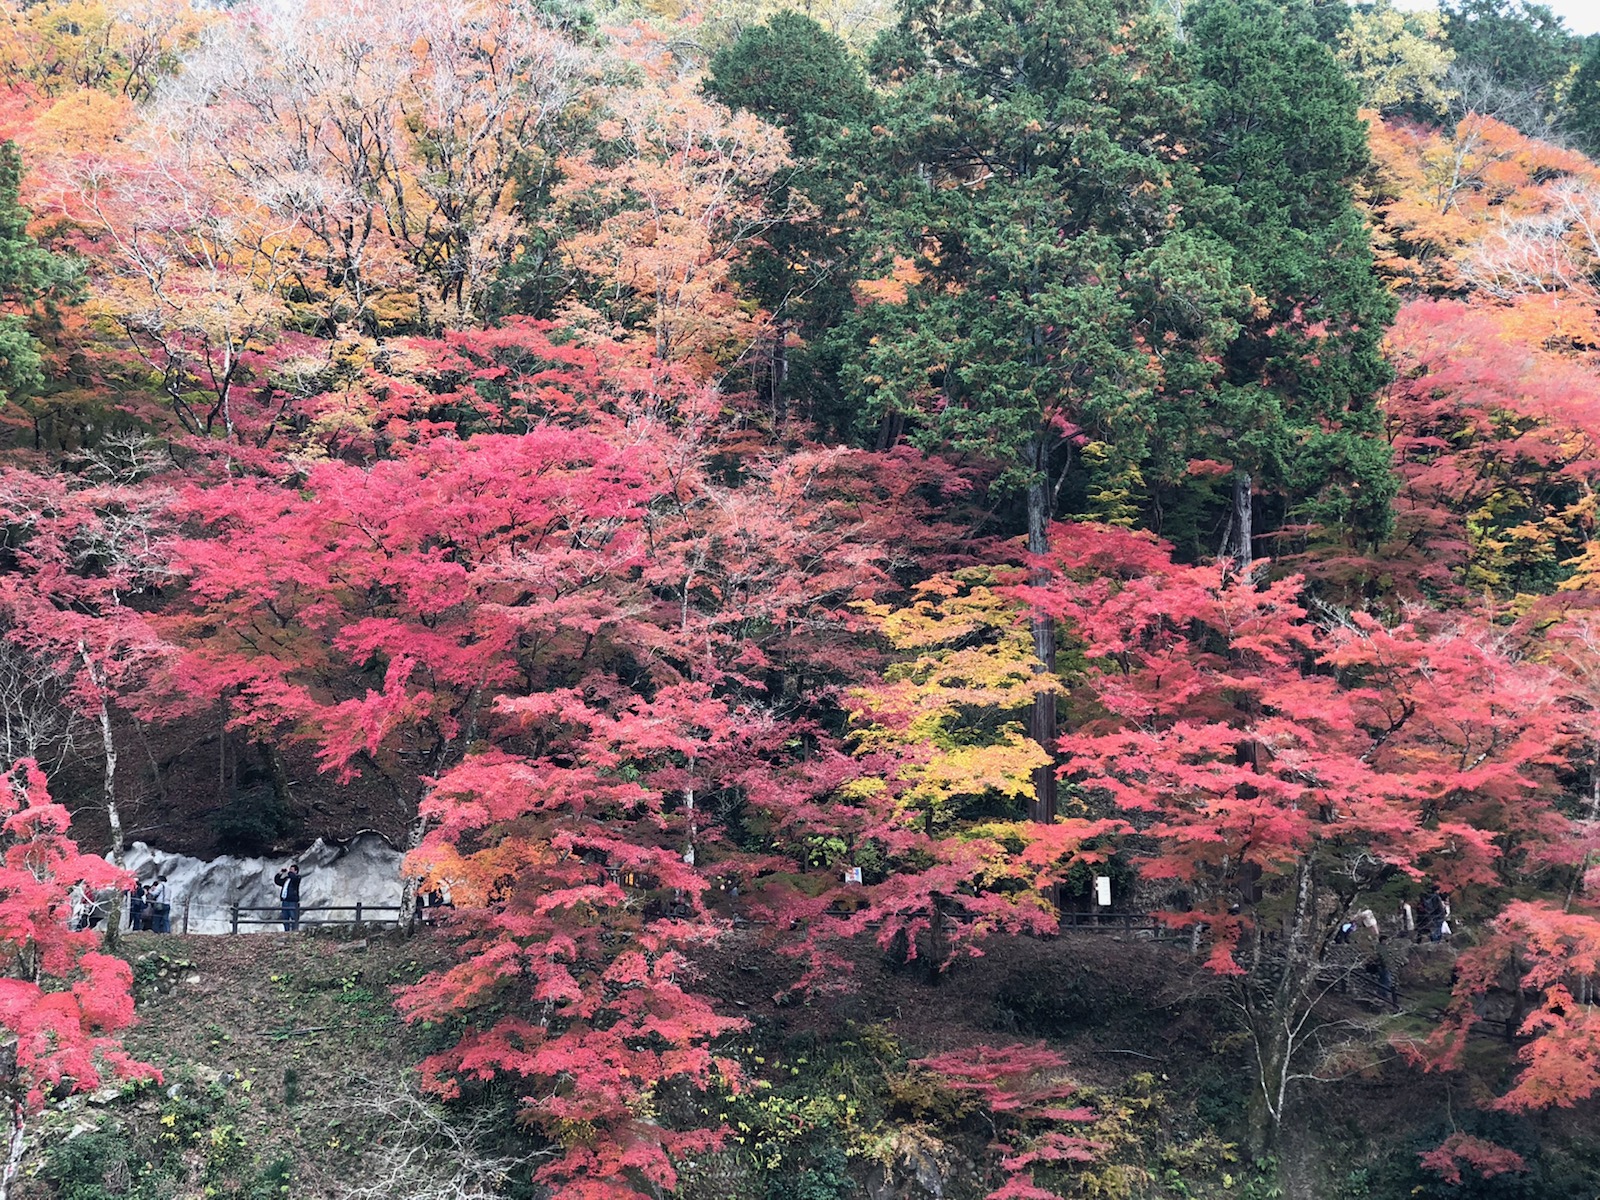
[1057,911,1189,940]
[224,903,410,933]
[1052,910,1517,1040]
[114,900,414,934]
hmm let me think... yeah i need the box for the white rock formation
[121,833,406,934]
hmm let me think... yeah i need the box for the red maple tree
[0,758,153,1199]
[1026,521,1568,1150]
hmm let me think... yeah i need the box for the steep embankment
[16,927,1600,1200]
[16,930,477,1200]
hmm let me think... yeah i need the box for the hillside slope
[15,927,1600,1200]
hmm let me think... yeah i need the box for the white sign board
[1095,875,1112,907]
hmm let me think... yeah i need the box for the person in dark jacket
[1374,935,1406,1011]
[274,862,302,931]
[1421,884,1446,942]
[127,883,147,932]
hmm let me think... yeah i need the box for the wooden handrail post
[230,902,240,935]
[355,901,362,925]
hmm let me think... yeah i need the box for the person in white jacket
[147,876,172,934]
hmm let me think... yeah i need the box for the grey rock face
[121,833,406,933]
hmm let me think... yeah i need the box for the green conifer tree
[1564,36,1600,158]
[0,142,53,407]
[1174,0,1398,566]
[706,13,875,430]
[834,0,1242,821]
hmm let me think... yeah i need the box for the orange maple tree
[551,24,792,372]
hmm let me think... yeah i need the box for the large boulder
[121,833,405,933]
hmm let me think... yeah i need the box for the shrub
[212,785,296,856]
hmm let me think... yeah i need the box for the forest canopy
[0,0,1598,1197]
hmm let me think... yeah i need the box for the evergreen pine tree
[0,142,52,406]
[1564,36,1600,158]
[835,0,1242,821]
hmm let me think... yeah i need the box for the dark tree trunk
[771,320,789,426]
[258,741,294,815]
[1245,861,1315,1158]
[1026,440,1057,826]
[875,410,904,451]
[1231,470,1253,573]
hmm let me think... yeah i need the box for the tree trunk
[79,643,123,867]
[259,741,294,816]
[1246,1017,1291,1158]
[1231,470,1253,574]
[771,321,788,427]
[1026,444,1057,826]
[1245,861,1315,1157]
[101,889,123,952]
[683,785,696,867]
[134,720,168,806]
[217,697,230,798]
[0,1100,25,1200]
[926,892,949,982]
[401,810,431,932]
[98,694,122,865]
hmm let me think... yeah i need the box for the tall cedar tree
[705,13,875,431]
[837,0,1239,823]
[1177,0,1397,568]
[1565,36,1600,159]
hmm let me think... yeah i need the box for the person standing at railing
[69,883,85,930]
[274,861,302,931]
[148,876,172,934]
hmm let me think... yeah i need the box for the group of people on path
[1415,883,1453,943]
[1328,883,1457,1013]
[125,877,173,932]
[73,863,300,933]
[70,877,174,932]
[1337,884,1453,949]
[414,877,450,923]
[68,882,110,931]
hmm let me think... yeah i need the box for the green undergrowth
[17,930,534,1200]
[669,1022,1306,1200]
[12,931,1600,1200]
[671,947,1262,1200]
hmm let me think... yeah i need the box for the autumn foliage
[914,1043,1097,1200]
[0,758,153,1199]
[4,0,1600,1195]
